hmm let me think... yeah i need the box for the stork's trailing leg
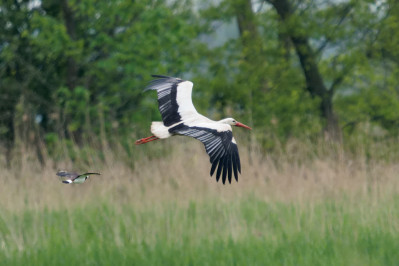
[135,135,159,145]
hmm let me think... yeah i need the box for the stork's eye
[232,120,236,123]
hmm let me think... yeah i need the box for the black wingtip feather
[227,156,232,184]
[237,150,241,174]
[232,152,238,182]
[82,172,100,176]
[216,157,224,182]
[151,74,171,79]
[222,155,229,184]
[144,75,184,93]
[210,160,218,177]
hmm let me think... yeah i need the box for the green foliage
[1,0,203,146]
[2,0,399,152]
[44,132,59,152]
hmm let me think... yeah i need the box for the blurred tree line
[1,0,399,165]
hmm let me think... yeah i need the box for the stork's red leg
[135,135,159,145]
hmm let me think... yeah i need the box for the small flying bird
[136,75,252,184]
[56,170,101,184]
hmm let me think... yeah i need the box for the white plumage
[136,75,252,184]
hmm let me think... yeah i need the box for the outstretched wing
[169,123,241,184]
[80,172,101,176]
[74,172,101,182]
[56,170,79,179]
[144,75,200,126]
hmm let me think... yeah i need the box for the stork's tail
[150,122,171,139]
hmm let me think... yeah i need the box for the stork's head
[221,118,252,130]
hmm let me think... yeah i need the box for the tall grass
[1,138,399,265]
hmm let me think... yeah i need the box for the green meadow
[2,195,399,265]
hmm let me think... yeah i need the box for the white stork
[135,75,252,184]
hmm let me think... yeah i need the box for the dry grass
[2,138,399,265]
[1,137,399,212]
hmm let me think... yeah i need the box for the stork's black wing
[144,75,198,126]
[169,124,241,184]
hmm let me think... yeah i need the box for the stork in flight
[135,75,252,184]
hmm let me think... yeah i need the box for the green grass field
[2,196,399,265]
[1,141,399,265]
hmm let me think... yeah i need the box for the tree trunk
[61,0,78,91]
[2,62,22,168]
[267,0,342,141]
[233,0,263,158]
[234,0,258,42]
[233,0,262,61]
[2,108,15,169]
[60,0,83,143]
[0,80,18,168]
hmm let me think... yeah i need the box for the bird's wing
[80,172,101,176]
[72,176,87,184]
[144,75,200,126]
[56,171,79,179]
[74,172,100,181]
[170,123,241,184]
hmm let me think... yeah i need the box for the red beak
[235,122,252,130]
